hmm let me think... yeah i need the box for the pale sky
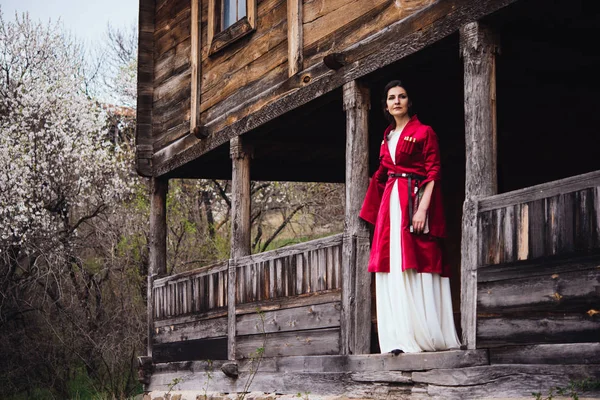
[0,0,138,49]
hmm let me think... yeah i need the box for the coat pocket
[400,136,416,154]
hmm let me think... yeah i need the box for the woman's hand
[412,208,427,234]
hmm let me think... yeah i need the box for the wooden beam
[229,136,251,360]
[230,136,252,259]
[459,21,498,350]
[287,0,303,76]
[148,177,168,356]
[190,0,202,137]
[341,81,371,355]
[227,259,237,360]
[135,0,155,177]
[461,21,499,198]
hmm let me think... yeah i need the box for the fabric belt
[388,173,427,233]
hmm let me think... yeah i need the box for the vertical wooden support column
[228,136,252,360]
[190,0,202,137]
[227,259,237,360]
[148,177,168,357]
[287,0,303,76]
[460,22,499,349]
[341,81,371,355]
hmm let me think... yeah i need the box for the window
[208,0,257,55]
[223,0,246,30]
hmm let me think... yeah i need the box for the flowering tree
[0,12,137,398]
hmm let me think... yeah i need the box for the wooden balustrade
[153,261,229,320]
[475,170,600,348]
[477,170,600,267]
[152,234,343,320]
[234,234,343,304]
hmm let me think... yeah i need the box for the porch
[143,170,600,398]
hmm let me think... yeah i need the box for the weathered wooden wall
[151,235,343,362]
[476,171,600,348]
[302,0,432,69]
[152,0,193,153]
[148,0,451,176]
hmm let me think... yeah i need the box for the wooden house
[136,0,600,397]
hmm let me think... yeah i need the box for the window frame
[208,0,257,56]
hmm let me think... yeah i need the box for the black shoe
[390,349,403,356]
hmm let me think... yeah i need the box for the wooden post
[287,0,303,76]
[460,21,499,350]
[190,0,202,136]
[341,81,371,355]
[228,136,252,360]
[148,177,168,357]
[230,136,252,259]
[227,259,237,360]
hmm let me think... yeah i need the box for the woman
[360,80,461,354]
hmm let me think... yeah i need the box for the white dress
[375,128,461,353]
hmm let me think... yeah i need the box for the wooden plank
[153,260,228,286]
[295,254,304,294]
[230,136,251,258]
[236,328,340,358]
[302,0,412,69]
[501,205,516,263]
[153,0,520,177]
[310,249,319,293]
[341,80,371,355]
[287,0,303,76]
[478,253,600,284]
[152,337,227,363]
[227,260,236,360]
[477,315,600,347]
[461,21,498,198]
[528,198,546,259]
[154,316,228,344]
[479,170,600,212]
[303,0,385,48]
[317,248,326,291]
[461,198,479,350]
[236,289,341,316]
[350,372,411,383]
[461,20,497,348]
[236,302,341,336]
[276,257,284,298]
[575,188,595,251]
[478,267,600,313]
[149,178,168,277]
[490,343,600,365]
[235,234,343,266]
[190,0,201,135]
[151,349,488,376]
[413,364,600,390]
[516,203,529,261]
[340,234,355,356]
[135,0,155,177]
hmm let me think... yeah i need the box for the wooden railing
[474,170,600,348]
[153,261,229,320]
[152,233,343,320]
[234,234,343,304]
[150,233,344,362]
[477,170,600,267]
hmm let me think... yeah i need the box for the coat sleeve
[421,126,442,185]
[359,156,388,225]
[420,126,446,238]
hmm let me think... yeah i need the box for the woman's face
[385,86,410,119]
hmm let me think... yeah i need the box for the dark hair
[381,80,413,127]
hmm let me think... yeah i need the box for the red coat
[359,116,450,277]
